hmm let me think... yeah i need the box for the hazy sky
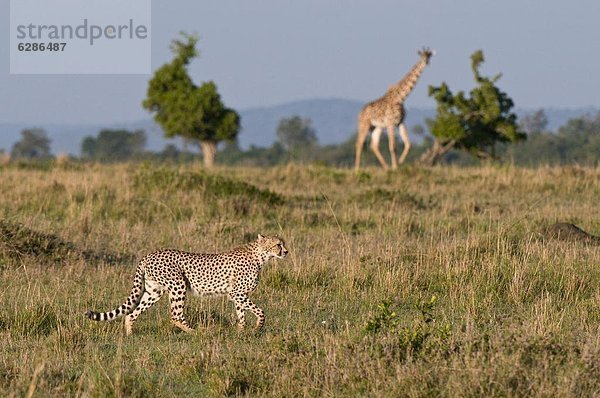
[1,0,599,125]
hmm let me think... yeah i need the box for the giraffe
[355,48,434,171]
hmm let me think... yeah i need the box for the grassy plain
[0,161,599,397]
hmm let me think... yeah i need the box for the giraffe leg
[124,280,164,336]
[387,124,398,170]
[398,123,411,164]
[370,127,388,170]
[355,117,371,171]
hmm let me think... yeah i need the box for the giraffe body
[355,48,434,170]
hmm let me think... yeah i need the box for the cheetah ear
[257,234,265,241]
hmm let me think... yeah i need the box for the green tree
[276,116,318,162]
[313,134,357,167]
[11,128,51,159]
[160,144,181,160]
[81,129,146,161]
[142,33,240,168]
[421,50,525,165]
[519,109,548,135]
[502,112,600,166]
[81,136,97,158]
[555,112,600,164]
[223,143,287,167]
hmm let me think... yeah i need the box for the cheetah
[85,234,288,335]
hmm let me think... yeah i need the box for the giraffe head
[418,47,435,64]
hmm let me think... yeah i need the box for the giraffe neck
[388,58,428,105]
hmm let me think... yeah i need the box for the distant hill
[0,98,597,155]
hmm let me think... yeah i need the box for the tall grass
[0,162,599,396]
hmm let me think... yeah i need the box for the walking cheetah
[86,234,288,335]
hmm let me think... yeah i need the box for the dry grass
[0,161,599,397]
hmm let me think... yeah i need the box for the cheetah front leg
[168,279,195,333]
[230,293,265,329]
[248,300,265,329]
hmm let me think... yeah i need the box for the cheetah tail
[85,265,145,322]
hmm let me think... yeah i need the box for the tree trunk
[419,139,457,166]
[200,140,217,168]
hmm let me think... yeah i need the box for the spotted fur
[85,234,288,335]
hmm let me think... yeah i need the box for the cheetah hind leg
[123,286,164,336]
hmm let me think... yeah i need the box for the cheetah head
[257,234,289,259]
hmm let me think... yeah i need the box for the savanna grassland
[0,161,599,397]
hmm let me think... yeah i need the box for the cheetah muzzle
[85,234,289,335]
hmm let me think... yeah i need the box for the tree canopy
[11,128,51,159]
[519,109,548,135]
[81,129,147,162]
[421,50,525,165]
[276,116,318,161]
[142,33,240,167]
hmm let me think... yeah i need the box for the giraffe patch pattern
[355,48,434,170]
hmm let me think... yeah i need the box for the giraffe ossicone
[355,48,434,171]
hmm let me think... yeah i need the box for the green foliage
[81,129,147,161]
[555,112,600,164]
[365,297,450,355]
[174,108,599,167]
[142,33,240,166]
[217,133,360,168]
[365,296,438,335]
[10,128,52,159]
[427,50,524,161]
[364,300,401,335]
[276,116,318,161]
[218,142,287,167]
[313,138,357,167]
[503,111,600,165]
[520,109,548,135]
